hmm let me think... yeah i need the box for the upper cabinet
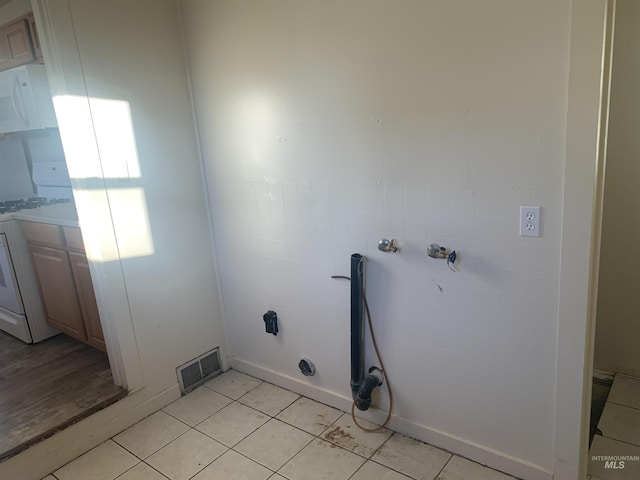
[0,12,42,72]
[27,13,41,60]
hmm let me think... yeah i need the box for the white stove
[0,197,70,215]
[0,135,74,343]
[0,215,59,343]
[0,187,71,341]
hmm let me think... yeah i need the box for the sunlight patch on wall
[71,188,155,263]
[52,94,104,180]
[53,94,153,262]
[72,189,121,262]
[237,92,278,165]
[53,95,141,180]
[103,187,154,260]
[88,97,141,180]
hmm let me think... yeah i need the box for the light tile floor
[589,374,640,480]
[44,370,519,480]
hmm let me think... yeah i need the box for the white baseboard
[0,383,181,480]
[232,358,553,480]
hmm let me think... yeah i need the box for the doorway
[0,1,142,462]
[0,127,130,462]
[587,0,640,477]
[0,330,126,461]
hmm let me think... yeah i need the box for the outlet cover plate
[520,206,541,237]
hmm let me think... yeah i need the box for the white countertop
[0,202,79,227]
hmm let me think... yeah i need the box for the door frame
[32,0,144,391]
[554,1,614,479]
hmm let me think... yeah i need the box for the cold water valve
[427,243,457,272]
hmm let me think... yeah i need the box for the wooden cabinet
[22,221,106,351]
[26,13,42,61]
[69,251,105,351]
[29,244,86,340]
[0,12,42,72]
[0,18,34,71]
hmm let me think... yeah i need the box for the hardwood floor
[0,330,126,462]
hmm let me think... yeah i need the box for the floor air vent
[176,348,221,393]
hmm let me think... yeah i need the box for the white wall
[48,0,227,392]
[182,1,572,478]
[0,1,228,477]
[594,0,640,377]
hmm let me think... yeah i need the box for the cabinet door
[0,19,35,70]
[29,245,86,341]
[68,251,105,351]
[0,32,10,70]
[26,13,41,60]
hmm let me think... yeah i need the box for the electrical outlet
[520,206,541,237]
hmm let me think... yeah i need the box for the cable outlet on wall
[520,206,541,237]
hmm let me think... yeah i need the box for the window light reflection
[53,94,153,262]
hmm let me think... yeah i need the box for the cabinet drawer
[63,226,84,250]
[21,221,63,247]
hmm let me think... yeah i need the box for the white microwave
[0,64,57,133]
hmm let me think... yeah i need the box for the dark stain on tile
[324,426,358,451]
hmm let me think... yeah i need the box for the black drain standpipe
[356,367,384,411]
[350,253,383,411]
[350,254,365,402]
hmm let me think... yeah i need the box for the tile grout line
[605,399,640,412]
[433,452,454,480]
[202,375,265,401]
[118,378,317,479]
[369,430,394,458]
[48,439,126,479]
[593,433,640,449]
[345,461,366,480]
[140,462,171,480]
[272,405,398,479]
[235,389,300,416]
[231,407,317,474]
[244,391,391,478]
[111,413,192,461]
[111,459,167,480]
[49,370,520,480]
[46,373,352,479]
[206,387,315,476]
[193,401,269,449]
[225,447,277,475]
[271,435,316,476]
[184,447,228,480]
[156,407,198,427]
[216,398,280,467]
[369,432,453,480]
[113,415,229,480]
[368,457,420,480]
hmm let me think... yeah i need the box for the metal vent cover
[176,348,221,393]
